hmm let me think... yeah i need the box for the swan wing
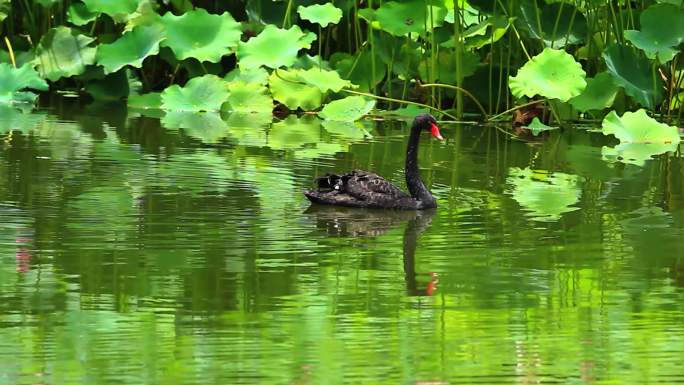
[344,171,409,200]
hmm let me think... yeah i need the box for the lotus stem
[4,37,16,68]
[419,83,488,119]
[340,89,460,122]
[487,99,545,121]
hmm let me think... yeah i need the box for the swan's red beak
[430,123,443,140]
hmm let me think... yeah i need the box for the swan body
[303,114,443,210]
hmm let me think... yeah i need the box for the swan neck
[405,124,434,206]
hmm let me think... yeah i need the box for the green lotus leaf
[292,54,331,71]
[0,63,49,104]
[509,48,586,101]
[624,3,684,62]
[569,72,619,112]
[161,74,229,112]
[526,117,558,136]
[67,2,98,26]
[128,92,162,109]
[96,25,164,74]
[0,105,47,133]
[237,25,316,69]
[603,44,664,109]
[297,3,343,27]
[319,96,375,121]
[162,111,229,143]
[34,26,97,81]
[506,167,582,222]
[225,67,269,85]
[375,0,447,36]
[299,68,353,92]
[82,0,140,23]
[161,9,242,63]
[268,69,323,111]
[462,15,510,50]
[0,0,8,21]
[333,51,386,91]
[601,109,680,144]
[124,0,162,32]
[84,69,140,101]
[377,105,430,119]
[322,120,372,140]
[224,81,273,113]
[418,48,479,84]
[268,115,321,151]
[514,1,587,48]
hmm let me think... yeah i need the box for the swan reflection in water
[305,206,438,296]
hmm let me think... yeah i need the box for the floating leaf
[0,63,49,104]
[96,25,164,74]
[128,92,162,109]
[161,9,242,63]
[161,74,229,112]
[299,68,352,92]
[568,72,619,112]
[514,1,587,48]
[268,69,323,111]
[237,25,315,69]
[319,96,375,121]
[225,67,269,85]
[162,111,229,143]
[601,109,680,166]
[67,2,98,26]
[526,117,558,136]
[34,26,97,81]
[603,44,664,109]
[297,3,343,27]
[224,82,273,113]
[624,3,684,62]
[375,0,447,36]
[82,0,140,23]
[509,48,586,101]
[506,167,582,222]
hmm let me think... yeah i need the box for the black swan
[304,113,443,209]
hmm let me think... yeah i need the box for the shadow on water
[305,206,438,296]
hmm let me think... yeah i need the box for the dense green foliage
[0,0,683,123]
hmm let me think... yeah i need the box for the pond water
[0,103,683,385]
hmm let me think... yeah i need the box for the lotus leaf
[603,44,664,109]
[333,51,386,91]
[569,72,619,112]
[322,120,371,140]
[624,3,684,62]
[292,54,331,71]
[319,96,375,121]
[509,48,586,102]
[268,115,321,151]
[124,0,163,32]
[0,63,49,104]
[161,74,229,112]
[85,69,140,101]
[34,26,97,81]
[268,69,323,111]
[128,92,162,109]
[506,167,582,222]
[225,67,269,85]
[162,111,229,143]
[0,105,46,133]
[0,0,8,21]
[418,49,479,84]
[375,0,447,36]
[514,1,587,48]
[82,0,140,23]
[96,25,164,74]
[161,9,242,63]
[526,117,558,136]
[463,15,510,50]
[67,2,98,26]
[297,3,343,27]
[237,25,316,69]
[299,68,353,92]
[225,82,273,113]
[602,109,680,144]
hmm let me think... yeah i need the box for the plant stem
[487,99,545,121]
[341,89,461,122]
[4,37,16,68]
[419,83,488,119]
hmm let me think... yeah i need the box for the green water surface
[0,104,683,384]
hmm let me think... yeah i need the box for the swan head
[414,113,443,140]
